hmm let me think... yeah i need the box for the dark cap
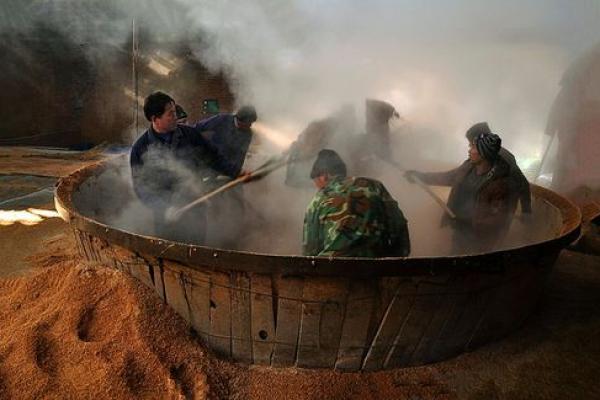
[310,149,347,179]
[466,122,492,142]
[235,105,257,123]
[475,132,502,161]
[175,104,187,120]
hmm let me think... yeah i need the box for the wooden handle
[166,155,290,222]
[410,173,457,219]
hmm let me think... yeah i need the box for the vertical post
[132,18,139,135]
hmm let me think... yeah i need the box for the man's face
[152,101,178,133]
[468,141,482,164]
[313,175,328,189]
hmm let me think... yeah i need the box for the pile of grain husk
[0,235,453,400]
[4,231,600,399]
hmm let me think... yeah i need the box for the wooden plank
[250,274,275,365]
[128,260,154,289]
[271,276,304,367]
[364,277,404,350]
[163,269,191,323]
[152,263,166,301]
[361,279,416,371]
[186,268,212,344]
[430,273,487,359]
[230,272,252,363]
[465,271,516,350]
[296,278,348,369]
[335,279,377,371]
[384,280,445,368]
[210,271,232,358]
[410,276,462,365]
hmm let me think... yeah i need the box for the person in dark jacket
[406,132,519,254]
[465,122,532,214]
[130,91,240,244]
[192,105,258,177]
[187,105,258,247]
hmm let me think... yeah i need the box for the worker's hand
[404,170,421,183]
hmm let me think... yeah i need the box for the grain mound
[0,237,453,400]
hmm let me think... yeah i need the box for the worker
[190,105,258,177]
[465,122,532,214]
[405,131,519,254]
[303,149,410,257]
[130,91,239,244]
[185,105,258,247]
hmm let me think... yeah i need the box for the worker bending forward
[303,149,410,257]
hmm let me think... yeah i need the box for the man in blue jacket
[189,105,258,248]
[193,105,258,177]
[130,91,241,244]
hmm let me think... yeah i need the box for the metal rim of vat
[54,160,582,278]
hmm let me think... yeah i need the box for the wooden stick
[533,132,555,184]
[409,173,457,219]
[165,156,288,222]
[382,158,456,219]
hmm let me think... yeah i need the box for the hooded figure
[406,131,519,254]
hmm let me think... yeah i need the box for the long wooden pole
[383,158,456,219]
[132,18,139,134]
[533,132,555,184]
[165,156,288,222]
[408,173,457,219]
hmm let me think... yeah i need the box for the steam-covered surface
[72,158,562,257]
[3,1,600,169]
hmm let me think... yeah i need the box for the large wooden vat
[55,160,581,371]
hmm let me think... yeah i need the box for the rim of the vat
[54,160,582,277]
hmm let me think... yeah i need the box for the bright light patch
[0,208,60,226]
[147,58,172,76]
[123,88,145,105]
[252,122,295,149]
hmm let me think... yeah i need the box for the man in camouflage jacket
[303,149,410,257]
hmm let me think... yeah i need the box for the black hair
[143,91,174,121]
[310,149,347,179]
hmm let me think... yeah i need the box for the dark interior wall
[0,24,234,147]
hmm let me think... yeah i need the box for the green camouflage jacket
[303,176,410,257]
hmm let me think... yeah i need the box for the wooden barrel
[55,160,581,371]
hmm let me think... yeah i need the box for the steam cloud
[5,0,600,254]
